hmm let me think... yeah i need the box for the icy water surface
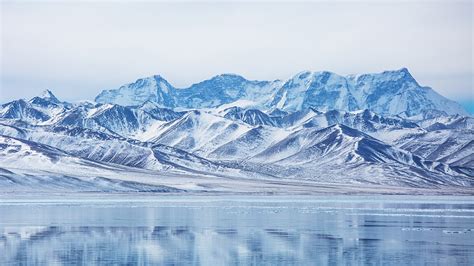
[0,195,473,265]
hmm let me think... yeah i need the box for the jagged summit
[37,89,60,103]
[28,89,64,112]
[212,73,247,80]
[378,67,413,79]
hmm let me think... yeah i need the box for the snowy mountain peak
[353,67,416,84]
[383,67,413,79]
[212,73,247,81]
[151,74,164,79]
[270,70,357,112]
[38,89,60,103]
[28,89,62,106]
[95,74,176,107]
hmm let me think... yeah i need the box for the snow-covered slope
[148,110,253,157]
[396,128,474,168]
[0,135,83,170]
[223,107,426,144]
[253,124,416,165]
[288,109,425,143]
[416,115,474,131]
[0,123,225,174]
[245,124,470,187]
[95,75,176,107]
[208,126,290,160]
[222,107,280,127]
[267,71,359,112]
[138,101,185,121]
[0,135,171,192]
[0,99,51,123]
[0,135,200,192]
[347,69,468,116]
[0,90,72,125]
[51,103,177,137]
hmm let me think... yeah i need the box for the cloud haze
[1,1,472,110]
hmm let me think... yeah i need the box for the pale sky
[1,1,473,111]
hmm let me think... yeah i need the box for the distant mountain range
[96,68,468,116]
[1,68,473,193]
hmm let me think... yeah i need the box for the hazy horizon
[1,1,473,112]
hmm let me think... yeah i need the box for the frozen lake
[1,195,473,265]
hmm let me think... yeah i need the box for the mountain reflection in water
[1,196,473,265]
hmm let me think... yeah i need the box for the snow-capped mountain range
[1,68,473,193]
[96,68,468,117]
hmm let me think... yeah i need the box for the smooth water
[1,195,473,265]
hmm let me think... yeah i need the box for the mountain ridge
[95,68,469,117]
